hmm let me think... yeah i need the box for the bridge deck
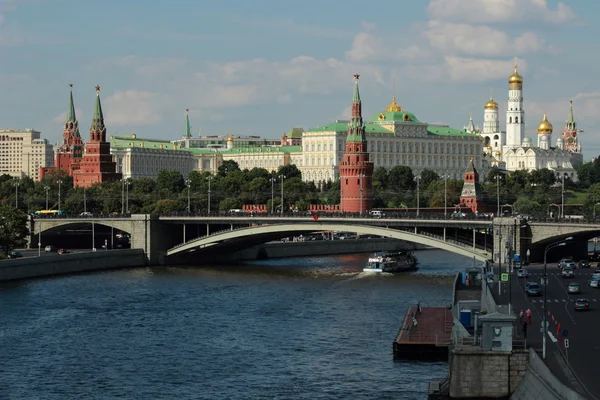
[393,306,453,361]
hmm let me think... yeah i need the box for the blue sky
[1,0,599,159]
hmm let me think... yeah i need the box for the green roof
[185,148,217,154]
[306,121,349,133]
[285,127,304,139]
[110,134,184,150]
[427,126,474,137]
[370,111,421,123]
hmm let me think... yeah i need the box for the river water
[0,249,471,400]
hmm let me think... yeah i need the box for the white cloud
[53,108,83,124]
[101,55,187,77]
[345,31,428,63]
[445,57,525,82]
[428,0,581,25]
[424,21,547,56]
[528,93,600,127]
[102,90,163,126]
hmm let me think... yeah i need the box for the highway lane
[512,264,600,399]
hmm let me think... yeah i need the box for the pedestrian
[525,309,532,325]
[523,322,528,339]
[519,310,524,326]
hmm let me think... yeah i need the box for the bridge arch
[166,223,491,261]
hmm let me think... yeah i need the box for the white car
[589,278,599,288]
[561,268,574,278]
[517,269,529,278]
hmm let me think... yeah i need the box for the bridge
[27,214,600,265]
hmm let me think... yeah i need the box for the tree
[388,165,415,192]
[0,206,29,255]
[218,160,240,177]
[419,169,439,191]
[156,170,185,194]
[372,167,388,190]
[277,164,302,180]
[529,169,556,187]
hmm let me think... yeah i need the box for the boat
[363,251,418,273]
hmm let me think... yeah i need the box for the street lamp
[594,202,600,219]
[561,173,568,218]
[270,177,276,214]
[542,237,573,360]
[279,174,286,216]
[185,179,191,213]
[57,180,63,211]
[359,174,365,215]
[83,180,87,214]
[495,175,501,217]
[414,175,421,217]
[207,175,212,214]
[13,179,20,209]
[444,175,449,218]
[44,186,50,210]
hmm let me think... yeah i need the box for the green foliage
[277,164,302,180]
[419,169,439,190]
[0,206,29,255]
[156,170,185,194]
[576,159,600,189]
[218,160,240,177]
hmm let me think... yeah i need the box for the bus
[34,210,64,216]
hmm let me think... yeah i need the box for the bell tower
[339,74,374,213]
[505,58,524,148]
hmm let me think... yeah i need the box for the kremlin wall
[1,60,585,213]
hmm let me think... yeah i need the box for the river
[0,249,472,399]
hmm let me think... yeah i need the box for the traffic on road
[510,262,600,399]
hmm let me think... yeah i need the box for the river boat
[363,251,418,273]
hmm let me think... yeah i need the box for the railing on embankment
[0,249,147,282]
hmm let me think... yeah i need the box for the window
[515,117,519,123]
[509,117,512,123]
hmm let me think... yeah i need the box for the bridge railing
[32,213,132,219]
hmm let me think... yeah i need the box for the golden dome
[385,96,402,112]
[227,135,234,142]
[495,151,501,157]
[508,59,523,85]
[536,113,553,134]
[484,97,498,110]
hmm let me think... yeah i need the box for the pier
[393,305,453,361]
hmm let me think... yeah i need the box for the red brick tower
[339,74,374,213]
[459,158,483,213]
[73,86,121,188]
[39,84,84,180]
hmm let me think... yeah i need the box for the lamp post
[57,180,63,212]
[594,203,600,219]
[444,175,448,218]
[279,175,286,216]
[13,179,20,209]
[542,237,572,360]
[561,174,565,218]
[414,175,421,217]
[359,174,364,215]
[121,179,126,214]
[496,175,501,217]
[207,176,212,214]
[44,186,50,210]
[270,177,276,214]
[185,179,191,213]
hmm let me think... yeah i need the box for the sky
[1,0,599,159]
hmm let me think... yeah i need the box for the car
[567,282,581,294]
[486,272,495,284]
[558,259,575,269]
[574,298,590,311]
[561,267,574,278]
[579,259,591,268]
[526,283,541,296]
[79,212,93,217]
[44,245,57,252]
[517,268,529,278]
[57,248,70,255]
[592,270,600,280]
[589,278,600,288]
[7,251,23,259]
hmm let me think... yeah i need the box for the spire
[465,157,476,174]
[346,74,367,144]
[184,109,192,138]
[567,100,575,123]
[66,84,77,123]
[490,87,493,100]
[90,85,106,136]
[467,113,475,132]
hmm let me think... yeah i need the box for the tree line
[1,158,600,217]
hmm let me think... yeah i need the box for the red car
[57,248,70,255]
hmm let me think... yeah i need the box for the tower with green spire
[73,85,122,188]
[184,109,192,139]
[338,74,374,213]
[55,84,84,175]
[562,100,582,153]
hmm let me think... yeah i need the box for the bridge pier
[492,218,522,265]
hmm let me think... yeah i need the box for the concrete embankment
[228,238,428,261]
[0,249,147,282]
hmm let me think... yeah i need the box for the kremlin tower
[562,101,581,153]
[505,59,524,149]
[339,74,374,213]
[72,86,121,188]
[39,84,84,180]
[459,158,484,213]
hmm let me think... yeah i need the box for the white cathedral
[465,60,583,181]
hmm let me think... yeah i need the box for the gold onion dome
[484,97,498,109]
[227,135,234,142]
[508,66,523,85]
[385,96,402,112]
[537,113,553,134]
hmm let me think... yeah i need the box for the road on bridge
[506,264,600,399]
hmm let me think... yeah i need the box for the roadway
[505,263,600,399]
